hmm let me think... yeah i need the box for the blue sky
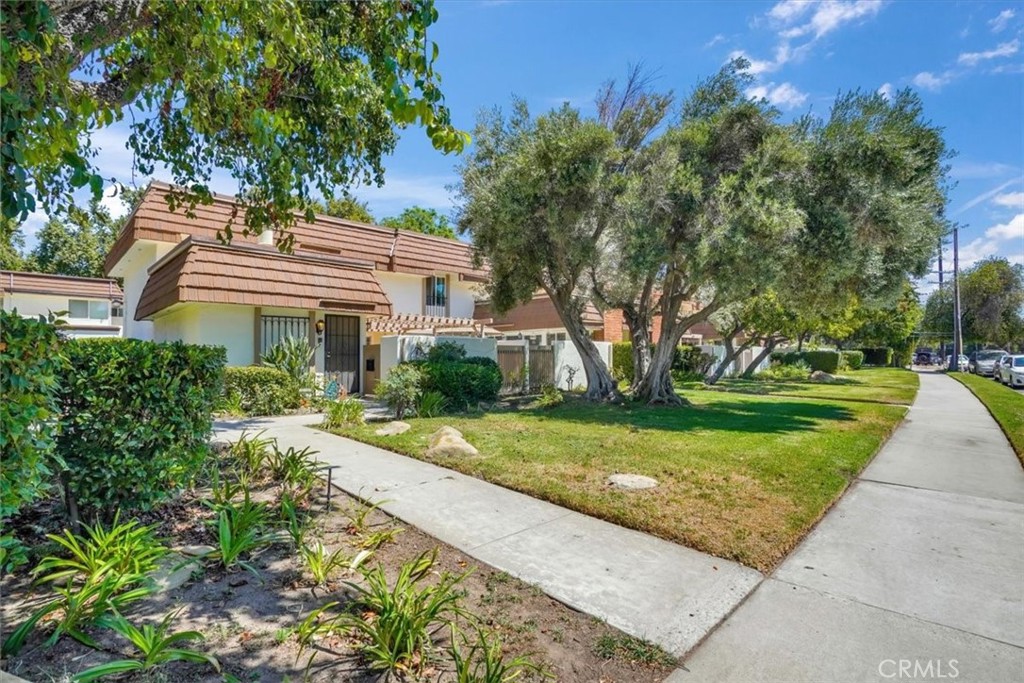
[24,0,1024,290]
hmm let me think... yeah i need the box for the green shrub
[673,345,715,376]
[892,339,915,368]
[0,311,65,570]
[57,339,225,515]
[261,335,315,387]
[755,361,811,381]
[840,350,864,371]
[611,342,634,383]
[377,364,423,420]
[535,384,564,408]
[859,347,894,367]
[770,350,840,373]
[425,340,467,363]
[223,365,300,416]
[413,357,502,410]
[322,397,365,429]
[416,390,448,417]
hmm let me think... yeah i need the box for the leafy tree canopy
[2,0,467,247]
[923,257,1024,347]
[307,193,376,224]
[380,206,455,239]
[30,200,120,279]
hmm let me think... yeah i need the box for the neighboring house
[1,270,124,337]
[106,182,489,394]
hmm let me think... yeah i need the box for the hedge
[58,338,226,514]
[771,350,841,374]
[408,357,502,410]
[223,365,301,416]
[0,311,65,569]
[612,342,634,383]
[859,347,894,367]
[840,350,864,371]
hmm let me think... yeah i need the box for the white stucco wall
[153,304,255,366]
[377,334,498,384]
[551,340,612,391]
[120,241,175,341]
[2,291,121,336]
[374,272,480,318]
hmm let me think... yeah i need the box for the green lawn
[692,369,919,405]
[951,372,1024,465]
[332,368,916,572]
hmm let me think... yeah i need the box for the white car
[946,354,970,370]
[996,354,1024,388]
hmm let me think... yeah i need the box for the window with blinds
[424,275,447,316]
[261,315,309,355]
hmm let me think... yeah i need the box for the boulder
[607,473,659,490]
[375,421,411,436]
[176,544,215,557]
[425,426,479,458]
[209,440,232,455]
[809,370,837,383]
[151,553,201,592]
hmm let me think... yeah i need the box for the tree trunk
[62,473,81,532]
[548,291,621,401]
[633,339,684,404]
[707,335,756,385]
[742,337,781,378]
[622,306,652,393]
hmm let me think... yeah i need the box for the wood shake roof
[474,293,603,332]
[107,182,486,281]
[135,238,392,320]
[1,270,123,300]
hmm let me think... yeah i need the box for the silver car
[973,349,1007,376]
[996,354,1024,388]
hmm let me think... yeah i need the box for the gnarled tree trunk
[622,305,652,393]
[548,290,621,401]
[742,337,782,378]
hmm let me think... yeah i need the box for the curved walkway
[672,372,1024,682]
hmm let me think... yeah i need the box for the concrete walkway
[672,372,1024,683]
[213,414,763,656]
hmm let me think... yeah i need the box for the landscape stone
[426,426,479,458]
[152,553,201,591]
[607,473,659,490]
[210,440,232,454]
[809,370,837,383]
[177,544,215,557]
[375,420,411,436]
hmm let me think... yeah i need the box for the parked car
[996,355,1024,387]
[973,349,1008,376]
[946,354,970,370]
[914,351,940,366]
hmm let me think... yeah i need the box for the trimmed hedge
[859,347,894,367]
[58,338,226,514]
[612,342,634,383]
[223,365,301,416]
[771,350,841,374]
[409,357,502,410]
[840,350,864,371]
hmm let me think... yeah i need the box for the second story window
[68,299,110,320]
[425,276,447,316]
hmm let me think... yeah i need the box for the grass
[950,372,1024,465]
[331,368,915,572]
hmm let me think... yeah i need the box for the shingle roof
[1,270,123,300]
[107,182,487,281]
[135,238,392,320]
[474,293,603,332]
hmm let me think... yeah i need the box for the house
[1,270,124,337]
[106,182,491,394]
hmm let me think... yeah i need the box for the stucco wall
[121,241,175,340]
[551,340,612,391]
[153,303,255,366]
[2,291,121,336]
[374,271,480,318]
[377,334,498,387]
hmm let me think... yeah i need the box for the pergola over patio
[367,313,499,337]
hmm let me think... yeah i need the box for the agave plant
[261,336,316,387]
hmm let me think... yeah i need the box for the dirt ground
[1,474,676,682]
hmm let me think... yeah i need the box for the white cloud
[992,62,1024,74]
[950,237,1000,268]
[951,160,1017,179]
[746,81,809,109]
[985,213,1024,241]
[704,34,727,49]
[776,0,884,40]
[352,174,458,215]
[989,9,1016,33]
[729,45,792,75]
[912,71,954,91]
[877,82,894,99]
[768,0,814,23]
[993,192,1024,210]
[955,179,1019,214]
[958,39,1019,66]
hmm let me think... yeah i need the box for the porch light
[315,319,325,340]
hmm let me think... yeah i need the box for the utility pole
[951,225,963,371]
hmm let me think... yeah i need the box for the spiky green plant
[449,624,544,683]
[205,499,273,575]
[298,541,371,587]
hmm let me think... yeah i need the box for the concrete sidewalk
[672,372,1024,683]
[213,414,763,656]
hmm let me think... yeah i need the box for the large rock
[809,370,837,383]
[152,553,202,591]
[607,473,659,490]
[375,421,411,436]
[426,426,479,458]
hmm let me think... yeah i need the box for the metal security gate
[497,346,527,394]
[528,347,554,392]
[324,315,360,394]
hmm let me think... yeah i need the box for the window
[261,315,309,355]
[424,275,447,316]
[68,299,110,320]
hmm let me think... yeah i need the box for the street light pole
[951,225,963,371]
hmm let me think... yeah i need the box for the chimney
[258,229,274,246]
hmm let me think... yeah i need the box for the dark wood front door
[324,315,360,394]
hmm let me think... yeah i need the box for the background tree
[308,193,376,224]
[845,281,924,350]
[457,101,621,400]
[381,206,456,238]
[30,201,119,278]
[923,257,1024,348]
[1,218,29,271]
[2,0,466,248]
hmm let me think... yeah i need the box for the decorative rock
[426,426,479,458]
[375,421,411,436]
[177,544,215,557]
[151,553,201,591]
[607,473,659,490]
[809,370,837,383]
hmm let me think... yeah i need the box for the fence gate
[528,347,555,392]
[497,346,527,394]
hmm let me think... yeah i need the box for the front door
[324,315,360,394]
